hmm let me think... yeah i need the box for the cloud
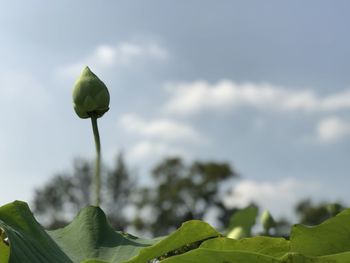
[223,178,321,218]
[163,80,350,115]
[119,113,207,163]
[119,113,206,143]
[127,140,189,162]
[58,40,169,78]
[316,116,350,143]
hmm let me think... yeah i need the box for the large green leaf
[0,201,220,263]
[290,208,350,256]
[317,251,350,262]
[169,208,350,262]
[0,201,72,263]
[47,205,158,263]
[3,200,350,262]
[201,236,290,258]
[0,230,9,262]
[161,248,282,263]
[124,220,219,263]
[160,249,350,263]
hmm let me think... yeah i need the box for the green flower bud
[227,226,244,240]
[326,203,342,216]
[261,210,275,233]
[72,66,110,119]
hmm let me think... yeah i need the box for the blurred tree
[272,218,291,238]
[33,159,92,229]
[105,153,135,230]
[32,153,134,230]
[133,157,238,236]
[295,199,344,226]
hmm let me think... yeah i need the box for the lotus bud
[72,66,110,119]
[326,203,342,216]
[261,210,275,233]
[227,226,244,240]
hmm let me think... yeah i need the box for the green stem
[91,115,101,206]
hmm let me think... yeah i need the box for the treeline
[32,154,344,237]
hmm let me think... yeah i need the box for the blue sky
[1,1,350,218]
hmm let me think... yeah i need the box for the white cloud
[119,113,206,143]
[163,80,350,115]
[316,116,350,143]
[119,114,207,163]
[127,140,188,162]
[223,178,321,218]
[58,40,169,77]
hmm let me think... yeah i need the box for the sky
[1,1,350,220]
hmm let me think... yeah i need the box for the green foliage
[162,208,350,262]
[0,201,71,263]
[226,205,290,239]
[2,200,350,262]
[290,208,350,256]
[0,228,9,262]
[0,201,219,263]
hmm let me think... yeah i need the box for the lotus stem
[91,115,101,206]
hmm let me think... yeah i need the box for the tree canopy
[32,154,343,237]
[133,157,238,236]
[32,155,238,236]
[33,153,134,230]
